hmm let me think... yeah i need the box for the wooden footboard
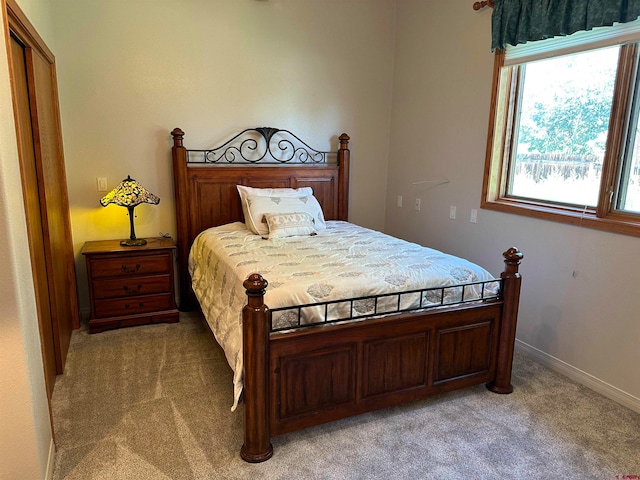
[240,247,523,462]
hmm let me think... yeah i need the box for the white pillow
[236,185,313,230]
[263,212,318,239]
[245,194,326,236]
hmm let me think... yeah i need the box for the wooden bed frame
[171,127,523,463]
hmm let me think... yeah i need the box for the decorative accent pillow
[236,185,313,231]
[263,212,318,239]
[245,194,326,236]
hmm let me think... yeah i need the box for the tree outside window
[482,42,640,235]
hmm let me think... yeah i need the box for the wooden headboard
[170,127,351,309]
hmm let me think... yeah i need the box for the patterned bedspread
[188,221,497,410]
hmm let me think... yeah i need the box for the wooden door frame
[3,0,80,386]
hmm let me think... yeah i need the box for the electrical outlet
[470,209,478,223]
[414,198,421,211]
[449,206,456,219]
[397,195,403,208]
[97,177,108,192]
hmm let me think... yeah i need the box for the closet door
[9,33,58,394]
[7,0,80,398]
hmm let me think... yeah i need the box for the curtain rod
[473,0,494,10]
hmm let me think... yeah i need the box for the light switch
[97,177,108,192]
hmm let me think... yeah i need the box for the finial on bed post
[241,274,273,463]
[487,247,523,394]
[502,247,523,274]
[338,133,350,221]
[171,127,184,147]
[339,133,350,149]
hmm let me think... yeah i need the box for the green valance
[492,0,640,50]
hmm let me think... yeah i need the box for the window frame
[481,45,640,237]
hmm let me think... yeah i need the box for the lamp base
[120,238,147,247]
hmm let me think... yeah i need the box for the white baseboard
[515,339,640,414]
[45,439,55,480]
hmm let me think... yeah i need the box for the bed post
[171,128,192,310]
[241,274,273,463]
[338,133,350,221]
[487,247,523,394]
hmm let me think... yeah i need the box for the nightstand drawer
[92,274,172,300]
[90,254,171,278]
[94,293,174,318]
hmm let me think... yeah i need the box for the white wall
[0,2,55,479]
[1,3,636,477]
[387,0,640,408]
[52,0,396,314]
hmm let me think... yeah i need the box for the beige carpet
[51,312,640,479]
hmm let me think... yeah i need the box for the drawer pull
[122,263,141,273]
[124,302,144,309]
[123,284,143,294]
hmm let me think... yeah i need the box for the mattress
[188,221,498,410]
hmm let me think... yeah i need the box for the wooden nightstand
[81,237,179,333]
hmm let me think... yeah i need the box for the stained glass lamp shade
[99,175,160,246]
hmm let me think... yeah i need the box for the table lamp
[100,175,160,246]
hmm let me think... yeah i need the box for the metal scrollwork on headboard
[186,127,335,165]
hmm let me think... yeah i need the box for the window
[482,22,640,236]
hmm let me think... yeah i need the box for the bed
[171,127,523,463]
